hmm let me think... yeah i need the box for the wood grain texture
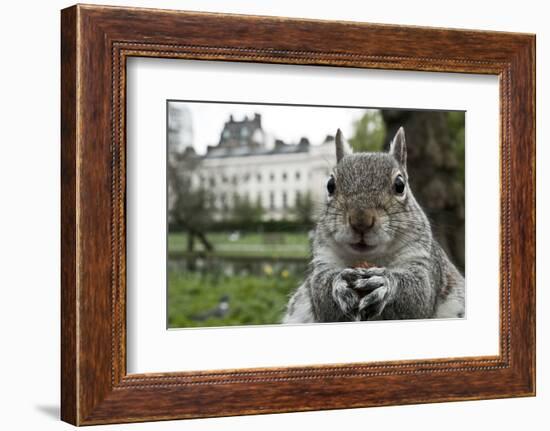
[60,4,536,425]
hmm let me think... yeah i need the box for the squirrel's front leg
[355,266,436,320]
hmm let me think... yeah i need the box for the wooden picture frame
[61,4,535,425]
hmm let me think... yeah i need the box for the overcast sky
[169,101,378,155]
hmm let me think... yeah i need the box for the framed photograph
[61,4,535,425]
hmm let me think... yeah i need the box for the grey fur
[283,127,465,323]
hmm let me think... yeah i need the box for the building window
[295,171,301,180]
[270,172,275,182]
[257,173,262,182]
[269,191,275,210]
[282,172,288,181]
[296,190,302,205]
[282,191,288,209]
[232,175,238,185]
[209,177,216,187]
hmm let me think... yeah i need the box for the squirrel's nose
[348,210,376,234]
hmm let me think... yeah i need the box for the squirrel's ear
[335,128,347,163]
[390,126,407,170]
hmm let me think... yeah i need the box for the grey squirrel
[283,127,465,323]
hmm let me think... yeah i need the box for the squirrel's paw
[354,268,395,319]
[332,269,362,319]
[350,267,386,294]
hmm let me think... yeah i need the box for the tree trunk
[382,111,465,273]
[187,230,195,253]
[196,231,214,252]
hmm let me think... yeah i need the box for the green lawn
[168,271,301,328]
[168,231,310,259]
[167,231,309,328]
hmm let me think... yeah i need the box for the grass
[167,270,302,328]
[168,231,310,259]
[167,230,310,328]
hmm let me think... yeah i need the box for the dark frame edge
[524,34,536,399]
[61,4,79,426]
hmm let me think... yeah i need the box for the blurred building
[216,113,264,150]
[173,112,334,221]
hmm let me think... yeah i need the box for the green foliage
[291,190,315,225]
[349,110,386,153]
[168,156,214,231]
[172,186,213,228]
[167,271,300,328]
[230,193,264,224]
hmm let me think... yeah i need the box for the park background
[167,103,465,328]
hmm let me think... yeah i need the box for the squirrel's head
[318,127,429,261]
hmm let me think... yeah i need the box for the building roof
[204,137,311,159]
[201,112,319,159]
[218,113,263,149]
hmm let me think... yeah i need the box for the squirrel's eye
[394,175,405,195]
[326,175,336,195]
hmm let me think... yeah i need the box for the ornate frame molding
[61,5,535,425]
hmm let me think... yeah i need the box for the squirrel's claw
[333,267,395,320]
[332,273,361,319]
[358,284,393,319]
[354,275,385,292]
